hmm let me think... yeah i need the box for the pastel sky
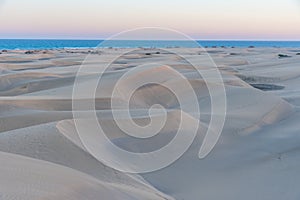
[0,0,300,40]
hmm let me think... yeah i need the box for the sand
[0,47,299,199]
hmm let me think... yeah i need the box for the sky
[0,0,300,40]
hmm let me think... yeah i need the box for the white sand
[0,47,299,199]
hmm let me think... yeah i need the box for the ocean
[0,39,300,50]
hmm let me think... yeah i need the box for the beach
[0,47,300,199]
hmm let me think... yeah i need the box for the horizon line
[1,38,300,42]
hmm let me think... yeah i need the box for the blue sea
[0,39,300,50]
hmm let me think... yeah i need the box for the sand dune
[0,48,299,199]
[0,151,171,200]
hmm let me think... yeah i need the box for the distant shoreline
[0,39,300,50]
